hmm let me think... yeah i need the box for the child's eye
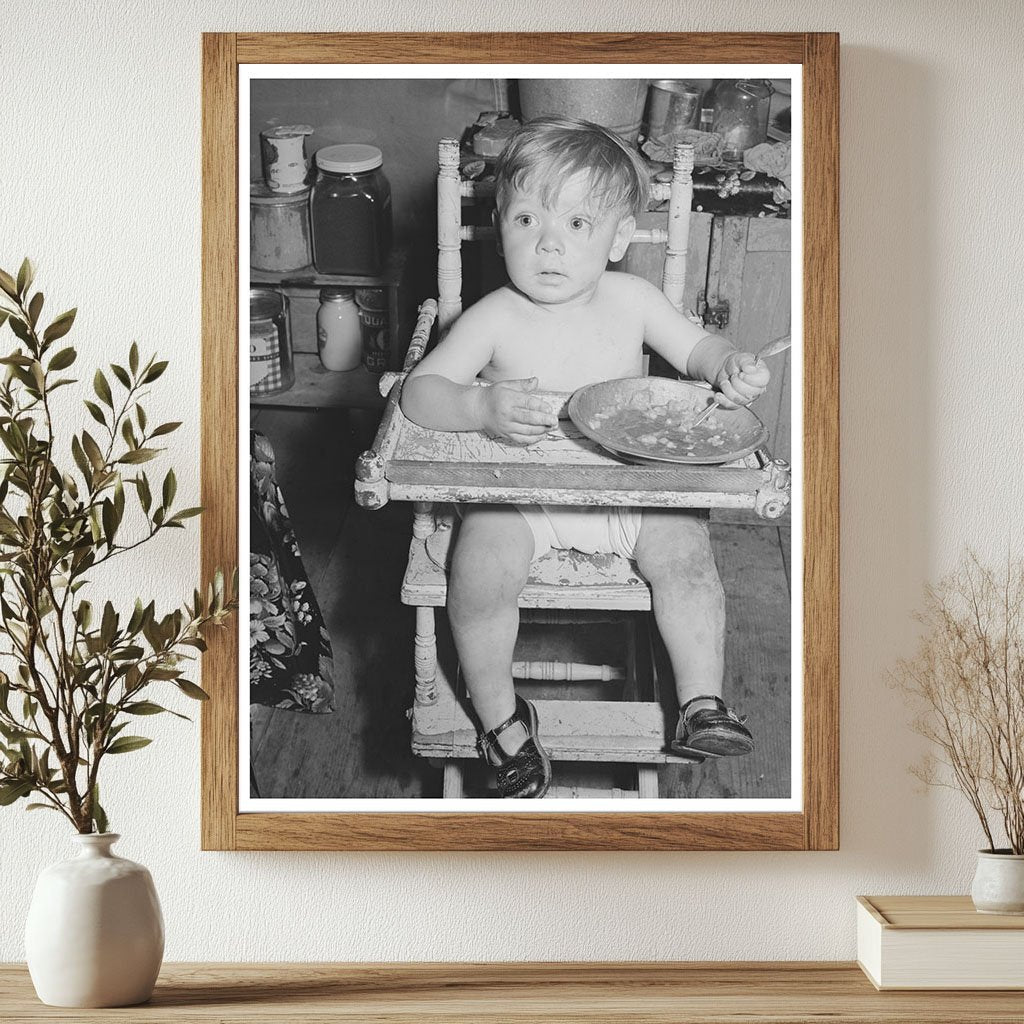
[514,214,535,227]
[569,216,589,231]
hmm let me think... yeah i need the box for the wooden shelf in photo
[249,353,385,411]
[251,246,411,372]
[250,246,407,290]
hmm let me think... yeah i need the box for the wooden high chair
[356,138,791,799]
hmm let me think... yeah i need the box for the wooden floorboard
[250,410,792,800]
[654,523,791,800]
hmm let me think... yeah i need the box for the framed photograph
[202,32,838,850]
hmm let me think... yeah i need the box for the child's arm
[400,300,557,444]
[635,277,770,408]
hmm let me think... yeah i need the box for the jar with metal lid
[250,289,294,396]
[711,80,773,161]
[316,288,363,371]
[310,144,392,276]
[250,182,311,273]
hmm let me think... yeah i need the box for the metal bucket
[518,79,649,144]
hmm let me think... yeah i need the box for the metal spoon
[688,334,792,429]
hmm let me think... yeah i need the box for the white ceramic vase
[25,833,164,1007]
[971,849,1024,914]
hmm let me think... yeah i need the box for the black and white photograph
[243,67,800,810]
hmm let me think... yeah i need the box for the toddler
[401,117,769,799]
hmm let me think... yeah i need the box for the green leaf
[100,601,117,647]
[129,342,139,375]
[0,779,33,805]
[0,722,28,743]
[124,701,170,716]
[101,498,116,546]
[150,421,182,438]
[26,803,61,813]
[91,785,108,834]
[27,292,43,328]
[142,360,168,383]
[105,736,152,755]
[121,418,137,450]
[48,346,77,371]
[16,258,34,298]
[136,473,152,513]
[168,507,202,524]
[162,468,176,508]
[110,644,143,661]
[0,269,18,300]
[93,369,113,408]
[136,404,147,432]
[8,317,32,345]
[175,679,210,701]
[118,448,157,465]
[83,400,106,427]
[110,363,131,389]
[126,598,146,635]
[42,308,76,344]
[81,431,105,471]
[147,667,181,680]
[71,435,92,482]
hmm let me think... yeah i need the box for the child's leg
[633,509,724,707]
[448,505,535,755]
[633,508,752,755]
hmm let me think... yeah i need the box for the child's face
[496,171,635,308]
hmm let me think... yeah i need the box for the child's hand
[714,353,770,409]
[478,378,559,445]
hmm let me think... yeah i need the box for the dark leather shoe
[477,695,552,799]
[671,695,754,757]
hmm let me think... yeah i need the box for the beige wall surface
[1,0,1022,961]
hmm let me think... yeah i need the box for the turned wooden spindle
[662,143,694,313]
[436,139,463,336]
[413,605,438,705]
[511,661,626,682]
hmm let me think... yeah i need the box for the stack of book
[857,895,1024,990]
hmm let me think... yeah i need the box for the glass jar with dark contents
[310,144,393,276]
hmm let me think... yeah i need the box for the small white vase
[25,833,164,1007]
[971,849,1024,915]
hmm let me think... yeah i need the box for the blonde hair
[494,116,648,220]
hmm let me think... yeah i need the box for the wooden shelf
[250,246,407,289]
[250,354,385,411]
[251,246,411,377]
[2,962,1023,1022]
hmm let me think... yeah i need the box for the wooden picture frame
[202,32,838,851]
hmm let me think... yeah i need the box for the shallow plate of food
[567,377,768,465]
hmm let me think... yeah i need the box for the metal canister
[259,125,313,193]
[250,182,311,273]
[250,289,294,396]
[646,80,703,138]
[354,288,389,373]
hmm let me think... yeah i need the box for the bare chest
[485,305,643,392]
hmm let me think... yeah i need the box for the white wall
[2,0,1022,962]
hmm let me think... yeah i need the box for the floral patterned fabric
[249,431,335,713]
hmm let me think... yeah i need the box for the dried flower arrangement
[894,552,1024,854]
